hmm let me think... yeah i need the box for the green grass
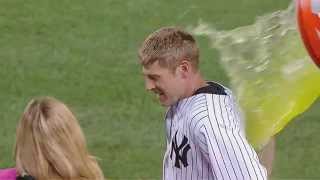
[272,100,320,179]
[0,0,319,179]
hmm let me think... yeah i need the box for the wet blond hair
[15,97,104,180]
[138,27,199,71]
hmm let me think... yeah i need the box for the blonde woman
[0,97,104,180]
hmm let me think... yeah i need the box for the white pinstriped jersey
[163,82,267,180]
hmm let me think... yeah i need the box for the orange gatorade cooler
[297,0,320,68]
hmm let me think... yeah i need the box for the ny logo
[170,131,191,168]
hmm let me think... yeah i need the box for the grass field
[0,0,319,179]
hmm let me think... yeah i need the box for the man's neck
[184,72,207,98]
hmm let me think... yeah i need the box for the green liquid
[191,2,320,149]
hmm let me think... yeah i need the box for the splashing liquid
[190,2,320,149]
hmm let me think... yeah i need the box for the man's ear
[177,60,192,78]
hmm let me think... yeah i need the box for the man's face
[142,61,186,106]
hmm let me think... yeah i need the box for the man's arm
[197,123,267,180]
[194,94,267,180]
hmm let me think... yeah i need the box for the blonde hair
[15,97,104,180]
[138,27,199,71]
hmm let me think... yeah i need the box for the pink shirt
[0,168,16,180]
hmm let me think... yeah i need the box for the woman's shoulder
[0,168,16,179]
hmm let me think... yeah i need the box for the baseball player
[138,27,267,180]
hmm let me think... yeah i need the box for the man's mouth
[153,90,166,100]
[153,88,163,95]
[157,92,165,98]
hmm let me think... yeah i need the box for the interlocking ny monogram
[170,131,191,168]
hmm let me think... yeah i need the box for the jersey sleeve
[193,94,267,180]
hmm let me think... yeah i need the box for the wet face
[142,61,186,107]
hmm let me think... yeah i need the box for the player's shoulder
[194,81,229,96]
[185,81,231,112]
[187,94,208,121]
[188,82,239,130]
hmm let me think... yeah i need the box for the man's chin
[159,103,169,107]
[159,98,176,107]
[159,97,171,107]
[159,100,170,107]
